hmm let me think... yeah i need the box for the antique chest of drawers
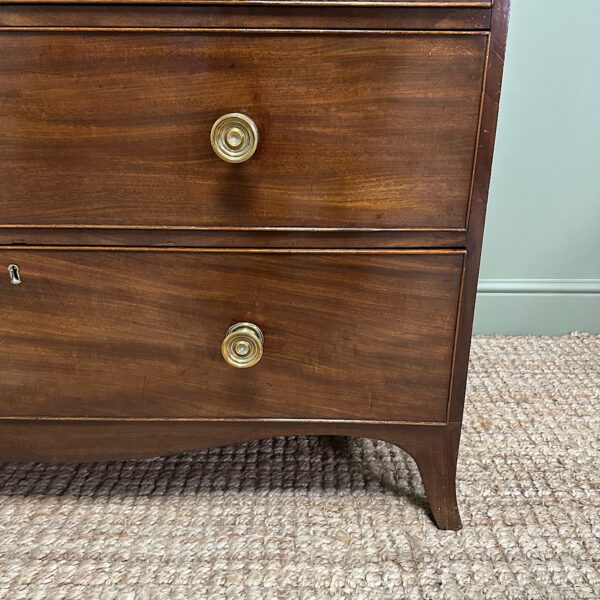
[0,0,509,529]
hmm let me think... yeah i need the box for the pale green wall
[474,0,600,334]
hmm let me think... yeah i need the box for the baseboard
[474,279,600,335]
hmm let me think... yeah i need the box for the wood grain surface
[0,31,486,230]
[0,5,492,30]
[0,248,463,422]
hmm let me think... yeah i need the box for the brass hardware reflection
[221,322,264,368]
[211,113,259,163]
[8,264,21,285]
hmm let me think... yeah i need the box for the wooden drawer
[0,248,463,422]
[0,31,486,231]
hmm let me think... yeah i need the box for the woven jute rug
[0,334,598,599]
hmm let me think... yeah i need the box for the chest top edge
[0,0,494,7]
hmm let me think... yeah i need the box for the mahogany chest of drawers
[0,0,509,530]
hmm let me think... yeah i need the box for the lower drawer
[0,248,463,422]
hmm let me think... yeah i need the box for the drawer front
[0,31,486,230]
[0,249,463,422]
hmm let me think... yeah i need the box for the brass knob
[211,113,258,163]
[221,322,264,368]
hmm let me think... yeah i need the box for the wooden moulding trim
[0,7,492,31]
[0,26,489,34]
[0,225,468,231]
[0,230,468,249]
[0,4,492,30]
[0,420,462,468]
[0,246,466,255]
[0,2,493,8]
[0,416,449,425]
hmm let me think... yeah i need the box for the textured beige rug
[0,334,598,599]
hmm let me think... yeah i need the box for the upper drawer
[0,31,487,230]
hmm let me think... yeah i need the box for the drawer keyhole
[8,264,21,285]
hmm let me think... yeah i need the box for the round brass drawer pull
[221,322,264,368]
[211,113,259,163]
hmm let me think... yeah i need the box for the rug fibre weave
[0,334,598,599]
